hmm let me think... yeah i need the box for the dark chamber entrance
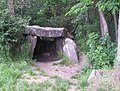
[33,37,56,62]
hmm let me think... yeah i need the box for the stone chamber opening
[25,26,78,62]
[33,36,57,62]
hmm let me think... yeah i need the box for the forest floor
[19,53,120,91]
[21,53,85,91]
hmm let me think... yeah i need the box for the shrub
[0,1,30,61]
[86,33,116,69]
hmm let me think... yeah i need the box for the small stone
[87,70,102,83]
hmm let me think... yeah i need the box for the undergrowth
[72,65,92,91]
[86,33,116,69]
[57,51,72,66]
[76,31,116,69]
[0,42,71,91]
[0,43,35,90]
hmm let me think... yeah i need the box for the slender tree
[6,0,15,16]
[99,10,109,37]
[113,12,118,42]
[116,9,120,69]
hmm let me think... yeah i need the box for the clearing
[21,53,85,91]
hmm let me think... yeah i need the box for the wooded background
[0,0,120,69]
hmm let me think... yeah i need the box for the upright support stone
[28,35,37,57]
[63,38,78,63]
[56,38,65,53]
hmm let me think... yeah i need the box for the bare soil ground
[34,62,81,91]
[22,53,85,91]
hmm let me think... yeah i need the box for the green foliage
[66,0,93,15]
[14,0,73,30]
[0,61,28,90]
[86,33,116,69]
[0,14,29,44]
[57,51,72,66]
[73,10,116,69]
[74,18,99,51]
[73,12,116,69]
[0,41,40,90]
[72,66,91,91]
[96,0,120,14]
[27,69,37,76]
[0,0,30,61]
[66,0,118,70]
[72,11,116,69]
[38,77,69,91]
[54,77,69,91]
[0,0,119,90]
[67,0,120,15]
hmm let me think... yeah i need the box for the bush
[74,18,98,51]
[0,1,30,61]
[74,15,116,68]
[86,33,116,69]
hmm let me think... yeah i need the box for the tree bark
[113,13,118,43]
[99,10,109,37]
[6,0,15,16]
[116,9,120,69]
[85,10,89,24]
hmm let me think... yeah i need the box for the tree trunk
[99,10,109,37]
[6,0,15,16]
[85,10,89,24]
[113,13,118,43]
[116,9,120,69]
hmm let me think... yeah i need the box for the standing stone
[56,38,65,52]
[28,35,37,57]
[63,38,78,63]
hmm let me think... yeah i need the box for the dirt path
[22,53,85,91]
[34,61,81,79]
[34,61,81,91]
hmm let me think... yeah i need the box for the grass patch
[52,76,70,91]
[71,66,92,91]
[57,51,72,66]
[0,61,38,90]
[39,70,48,76]
[0,43,43,90]
[27,69,37,76]
[50,76,70,91]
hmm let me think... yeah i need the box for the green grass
[71,66,92,91]
[0,61,40,91]
[0,54,69,91]
[0,53,52,90]
[0,43,71,91]
[27,69,37,76]
[0,43,43,91]
[57,51,72,66]
[38,70,48,76]
[3,43,116,91]
[49,76,70,91]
